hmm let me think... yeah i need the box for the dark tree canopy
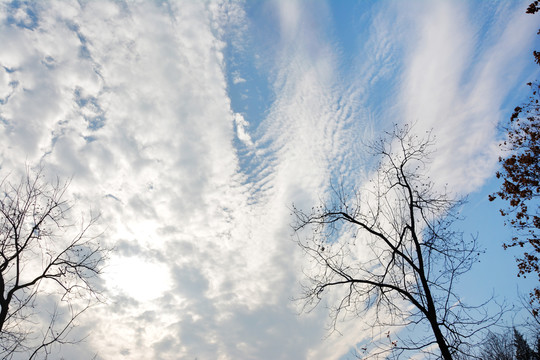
[480,327,540,360]
[0,168,107,359]
[490,82,540,278]
[294,126,495,359]
[490,3,540,316]
[527,1,540,15]
[514,328,537,360]
[527,2,540,65]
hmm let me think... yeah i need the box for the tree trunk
[0,299,8,332]
[429,316,453,360]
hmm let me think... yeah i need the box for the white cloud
[233,73,247,84]
[0,0,251,358]
[398,1,539,194]
[234,112,253,146]
[0,0,536,359]
[1,0,337,358]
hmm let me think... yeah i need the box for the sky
[0,0,538,359]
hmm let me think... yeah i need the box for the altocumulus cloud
[0,1,325,359]
[0,0,538,359]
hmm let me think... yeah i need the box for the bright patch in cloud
[106,256,172,302]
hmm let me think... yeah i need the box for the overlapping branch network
[293,125,498,359]
[0,168,107,360]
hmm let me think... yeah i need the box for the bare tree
[0,168,107,359]
[480,331,514,360]
[293,125,497,359]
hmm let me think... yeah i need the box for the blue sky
[0,1,538,359]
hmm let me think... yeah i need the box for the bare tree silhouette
[0,168,107,359]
